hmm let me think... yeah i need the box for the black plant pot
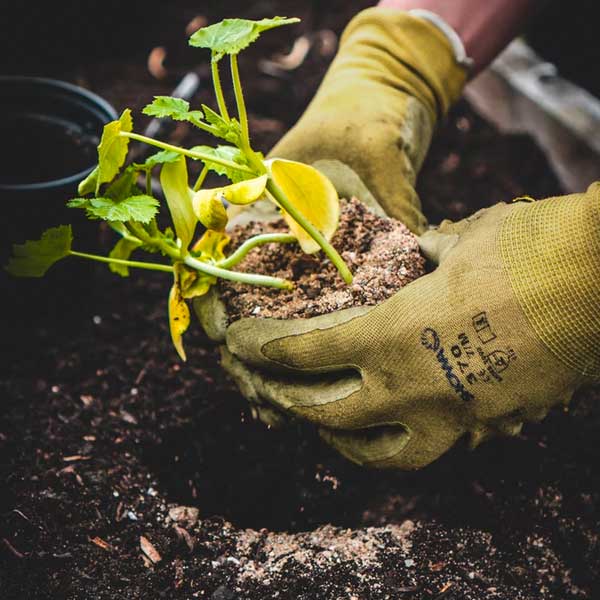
[0,77,117,326]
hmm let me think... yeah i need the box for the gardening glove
[220,185,600,469]
[270,7,467,234]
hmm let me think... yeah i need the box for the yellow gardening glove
[220,186,600,469]
[270,7,466,234]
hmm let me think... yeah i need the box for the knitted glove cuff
[500,184,600,379]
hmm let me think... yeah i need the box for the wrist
[377,0,537,75]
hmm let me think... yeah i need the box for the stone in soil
[220,197,425,321]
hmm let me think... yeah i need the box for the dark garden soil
[2,2,600,599]
[221,198,425,321]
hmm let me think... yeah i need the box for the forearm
[378,0,539,75]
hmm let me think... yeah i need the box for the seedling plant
[7,17,352,360]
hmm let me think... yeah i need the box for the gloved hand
[219,186,600,469]
[270,7,466,233]
[197,7,467,350]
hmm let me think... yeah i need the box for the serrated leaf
[189,17,300,60]
[5,225,72,278]
[168,279,190,361]
[200,105,242,144]
[266,158,339,254]
[78,167,99,195]
[108,237,142,277]
[160,157,196,250]
[192,189,228,231]
[134,150,181,171]
[67,197,90,209]
[74,195,159,223]
[143,96,204,125]
[190,144,248,183]
[96,109,133,193]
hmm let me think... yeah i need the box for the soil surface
[221,198,425,320]
[2,2,599,600]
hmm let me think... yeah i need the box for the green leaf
[189,17,300,60]
[96,109,133,193]
[69,196,159,223]
[5,225,72,278]
[134,150,181,171]
[108,237,142,277]
[67,198,90,209]
[201,105,241,144]
[105,167,140,202]
[190,144,249,182]
[78,167,99,195]
[143,96,205,125]
[160,156,196,250]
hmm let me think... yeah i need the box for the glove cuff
[341,7,467,120]
[500,184,600,379]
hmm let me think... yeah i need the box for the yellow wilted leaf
[223,175,268,205]
[168,280,190,361]
[192,189,228,231]
[266,158,339,254]
[191,230,230,261]
[192,176,268,220]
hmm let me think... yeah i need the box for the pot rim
[0,76,117,191]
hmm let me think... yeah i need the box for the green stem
[125,223,289,289]
[120,132,254,174]
[217,233,296,269]
[230,54,249,147]
[211,58,230,121]
[145,171,152,196]
[184,254,292,290]
[266,179,353,284]
[145,218,160,237]
[69,251,174,273]
[193,166,209,192]
[189,117,220,137]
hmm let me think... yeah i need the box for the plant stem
[217,233,296,269]
[188,117,220,137]
[145,171,152,196]
[120,132,254,174]
[193,166,209,192]
[184,254,293,290]
[69,251,174,273]
[145,219,160,237]
[211,58,230,121]
[126,221,291,290]
[266,179,353,284]
[230,54,249,147]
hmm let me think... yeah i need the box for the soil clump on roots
[220,197,425,321]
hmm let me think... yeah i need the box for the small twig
[140,535,162,564]
[90,536,113,552]
[433,582,454,599]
